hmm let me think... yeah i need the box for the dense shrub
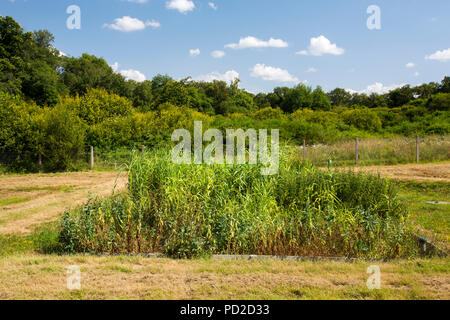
[39,105,86,171]
[252,107,285,120]
[61,88,133,125]
[341,108,382,131]
[60,150,417,259]
[0,92,41,171]
[426,93,450,112]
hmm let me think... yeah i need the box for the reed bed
[60,149,418,259]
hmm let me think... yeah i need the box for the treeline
[1,16,449,172]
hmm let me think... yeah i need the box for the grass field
[0,255,448,300]
[0,163,449,300]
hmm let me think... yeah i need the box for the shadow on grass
[0,222,63,256]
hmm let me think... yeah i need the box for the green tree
[153,80,190,107]
[280,84,313,113]
[387,85,414,108]
[312,86,331,111]
[439,76,450,93]
[21,61,59,106]
[426,93,450,112]
[132,80,153,111]
[61,54,129,97]
[327,88,352,106]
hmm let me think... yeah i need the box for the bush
[342,108,382,131]
[426,93,450,112]
[252,107,284,120]
[61,88,134,125]
[39,105,85,171]
[0,92,42,171]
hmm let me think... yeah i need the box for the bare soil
[352,163,450,182]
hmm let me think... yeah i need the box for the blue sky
[1,0,449,94]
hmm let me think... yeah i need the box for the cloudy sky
[2,0,449,93]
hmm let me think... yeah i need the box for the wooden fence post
[90,146,94,170]
[38,151,42,170]
[416,135,420,163]
[303,139,306,162]
[355,138,359,165]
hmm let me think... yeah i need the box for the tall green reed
[60,148,417,258]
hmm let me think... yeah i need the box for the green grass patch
[0,222,62,256]
[398,181,450,242]
[0,197,30,207]
[11,185,76,192]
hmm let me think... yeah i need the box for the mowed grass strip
[0,197,30,207]
[398,181,450,244]
[0,254,448,300]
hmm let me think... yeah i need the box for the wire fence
[299,135,450,167]
[1,135,449,172]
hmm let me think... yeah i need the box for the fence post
[141,145,145,153]
[416,135,420,163]
[355,138,359,165]
[303,139,306,162]
[90,146,94,170]
[38,151,42,170]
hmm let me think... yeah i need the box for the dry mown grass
[353,162,450,183]
[0,171,127,235]
[0,254,448,300]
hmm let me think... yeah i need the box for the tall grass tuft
[60,149,418,259]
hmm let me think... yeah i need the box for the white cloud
[225,36,288,50]
[166,0,195,14]
[111,62,146,82]
[189,48,200,56]
[346,83,404,95]
[251,64,299,83]
[194,70,239,84]
[111,62,120,72]
[425,48,450,62]
[104,16,160,32]
[306,67,317,73]
[406,62,415,68]
[211,50,225,59]
[296,35,344,56]
[120,69,147,82]
[208,2,218,10]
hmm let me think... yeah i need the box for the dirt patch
[352,163,450,182]
[0,171,127,235]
